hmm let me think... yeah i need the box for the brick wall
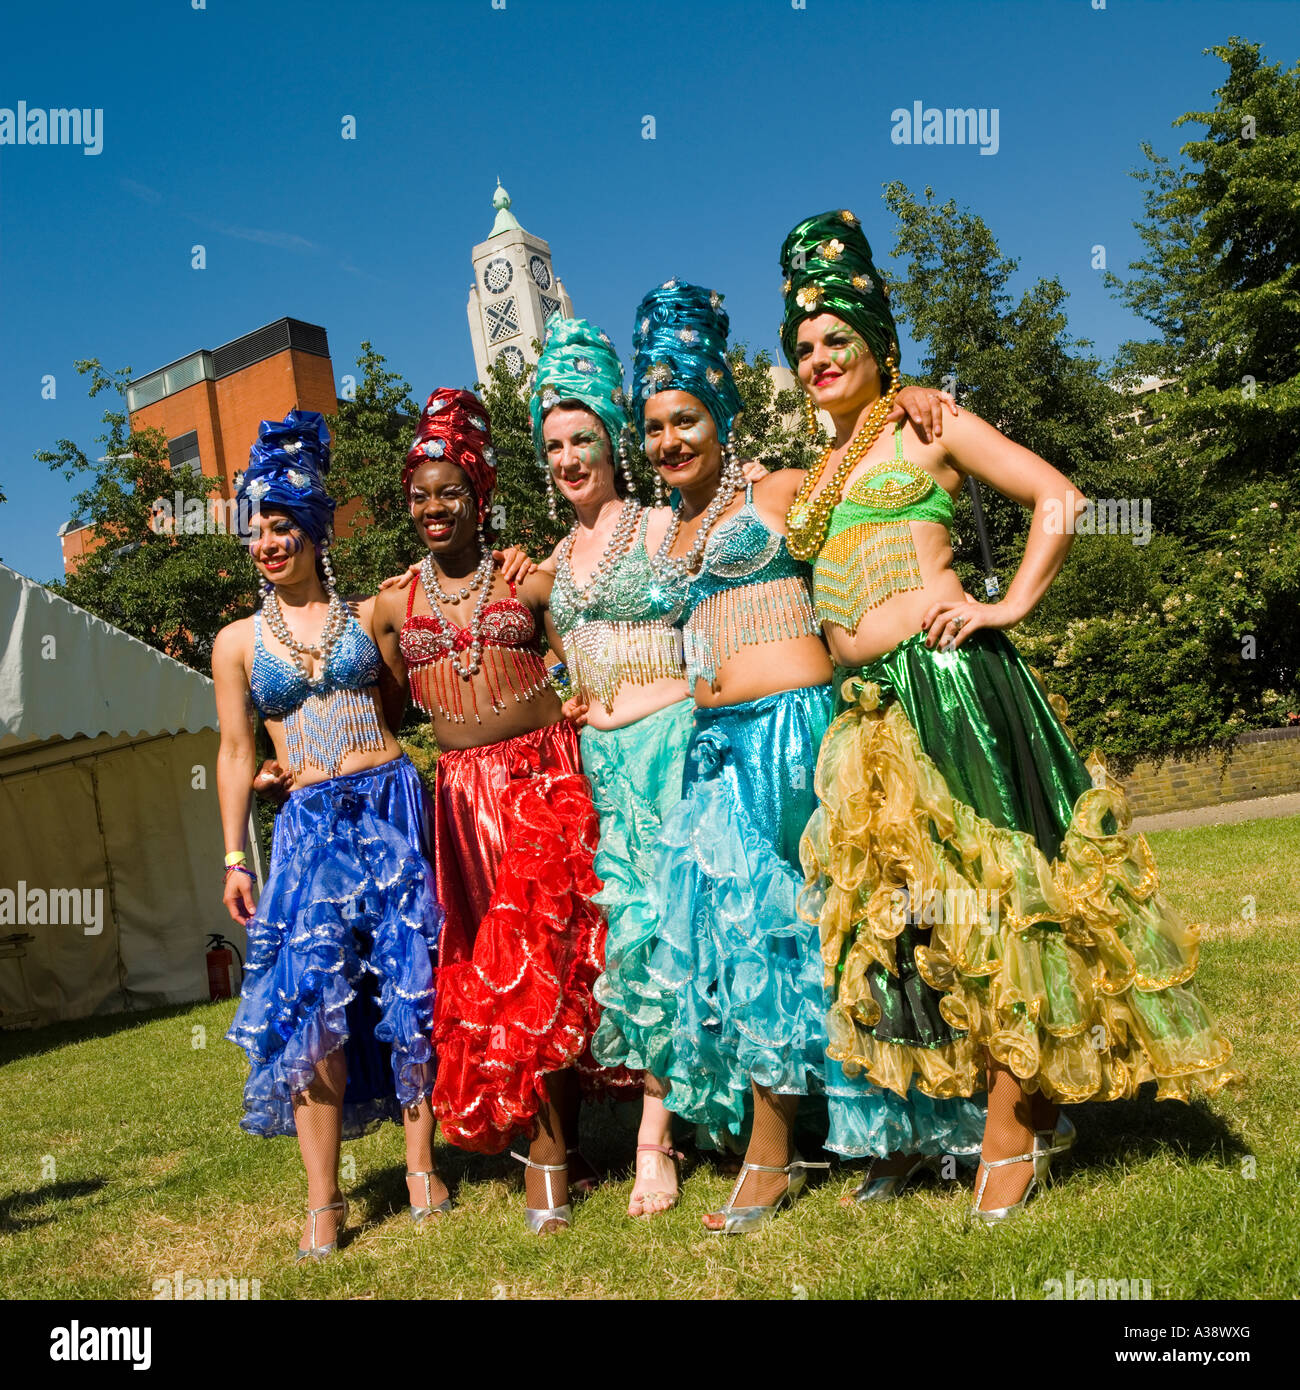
[1112,727,1300,817]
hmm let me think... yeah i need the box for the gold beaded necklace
[785,358,900,562]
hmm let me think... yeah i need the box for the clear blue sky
[2,0,1296,582]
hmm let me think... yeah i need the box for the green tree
[325,342,422,595]
[38,360,250,673]
[729,344,827,471]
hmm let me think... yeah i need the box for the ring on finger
[952,616,967,633]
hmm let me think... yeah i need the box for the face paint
[828,329,867,368]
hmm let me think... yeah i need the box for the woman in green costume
[781,210,1241,1220]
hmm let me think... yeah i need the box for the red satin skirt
[431,718,640,1152]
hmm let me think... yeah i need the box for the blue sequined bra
[250,611,385,776]
[550,511,688,711]
[679,485,821,687]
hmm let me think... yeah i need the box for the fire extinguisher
[206,933,245,1001]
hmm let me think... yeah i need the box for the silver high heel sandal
[706,1157,828,1235]
[846,1153,938,1205]
[511,1152,572,1233]
[407,1170,453,1225]
[971,1123,1067,1226]
[295,1196,347,1261]
[1034,1112,1076,1169]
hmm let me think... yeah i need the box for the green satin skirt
[797,630,1240,1104]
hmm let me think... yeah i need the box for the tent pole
[88,762,128,1011]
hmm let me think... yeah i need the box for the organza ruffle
[431,725,639,1154]
[799,674,1241,1104]
[225,757,441,1138]
[585,700,695,1077]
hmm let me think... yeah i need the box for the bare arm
[924,410,1087,649]
[365,592,409,734]
[750,467,806,534]
[213,622,259,923]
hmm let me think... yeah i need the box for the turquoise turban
[630,279,742,441]
[530,318,629,466]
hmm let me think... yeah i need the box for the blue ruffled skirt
[225,755,442,1139]
[648,685,983,1158]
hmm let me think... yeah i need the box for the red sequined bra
[400,578,550,724]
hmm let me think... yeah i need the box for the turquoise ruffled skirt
[647,685,984,1158]
[585,699,696,1077]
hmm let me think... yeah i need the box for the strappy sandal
[406,1170,453,1225]
[295,1196,347,1262]
[566,1147,600,1197]
[971,1123,1068,1225]
[628,1143,686,1218]
[704,1156,828,1235]
[511,1152,571,1234]
[842,1153,939,1205]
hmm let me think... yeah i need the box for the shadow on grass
[0,1177,107,1233]
[0,999,217,1066]
[1065,1089,1250,1170]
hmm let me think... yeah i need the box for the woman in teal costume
[529,317,697,1217]
[781,210,1240,1221]
[632,279,980,1233]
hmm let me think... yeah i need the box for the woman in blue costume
[781,210,1240,1221]
[631,281,983,1233]
[215,411,445,1260]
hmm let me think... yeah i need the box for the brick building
[59,317,346,573]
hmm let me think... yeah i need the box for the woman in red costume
[372,388,637,1234]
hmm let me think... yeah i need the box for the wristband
[224,864,256,881]
[225,850,248,868]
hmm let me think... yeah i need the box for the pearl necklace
[556,499,642,611]
[651,456,744,582]
[422,554,488,604]
[419,550,496,681]
[262,588,350,687]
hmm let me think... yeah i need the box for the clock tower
[467,182,574,384]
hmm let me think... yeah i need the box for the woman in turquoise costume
[529,317,696,1217]
[781,210,1241,1221]
[631,279,981,1233]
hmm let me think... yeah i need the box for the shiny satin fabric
[226,755,441,1139]
[431,720,639,1152]
[801,629,1241,1104]
[585,698,696,1077]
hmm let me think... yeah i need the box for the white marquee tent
[0,564,259,1027]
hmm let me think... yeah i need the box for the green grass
[2,815,1297,1301]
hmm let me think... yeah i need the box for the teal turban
[630,279,742,441]
[530,318,629,466]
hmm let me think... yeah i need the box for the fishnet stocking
[703,1085,797,1227]
[402,1096,448,1209]
[292,1050,346,1250]
[526,1071,571,1229]
[977,1058,1038,1211]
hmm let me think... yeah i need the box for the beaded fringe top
[684,576,820,688]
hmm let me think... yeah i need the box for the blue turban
[235,409,336,545]
[530,318,629,466]
[630,279,743,442]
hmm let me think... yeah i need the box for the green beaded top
[824,426,954,541]
[550,512,688,637]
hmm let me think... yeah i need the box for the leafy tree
[325,342,423,596]
[728,344,827,471]
[38,360,250,673]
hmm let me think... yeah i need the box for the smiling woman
[370,387,639,1235]
[212,410,444,1261]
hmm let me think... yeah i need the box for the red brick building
[60,317,349,573]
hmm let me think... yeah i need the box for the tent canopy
[0,565,248,1028]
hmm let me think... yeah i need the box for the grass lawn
[1,814,1296,1301]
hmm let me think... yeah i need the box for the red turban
[403,389,496,516]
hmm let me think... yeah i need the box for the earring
[653,472,666,506]
[724,426,744,492]
[319,541,337,595]
[802,389,820,441]
[885,351,900,397]
[617,431,635,497]
[545,470,559,522]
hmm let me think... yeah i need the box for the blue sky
[1,0,1296,582]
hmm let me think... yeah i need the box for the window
[167,430,201,470]
[486,297,519,343]
[484,257,513,294]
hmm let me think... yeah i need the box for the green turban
[530,317,629,466]
[778,209,899,378]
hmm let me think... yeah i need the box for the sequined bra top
[250,611,381,718]
[550,512,688,711]
[814,425,956,633]
[249,612,384,777]
[678,484,820,688]
[399,577,549,725]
